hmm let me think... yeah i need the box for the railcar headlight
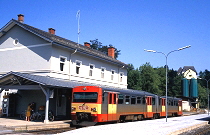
[71,107,76,111]
[91,108,97,112]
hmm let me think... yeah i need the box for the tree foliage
[198,70,210,108]
[138,63,161,95]
[198,84,207,108]
[127,63,183,97]
[127,63,210,108]
[127,64,140,90]
[89,39,121,59]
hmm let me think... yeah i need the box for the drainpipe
[69,49,77,80]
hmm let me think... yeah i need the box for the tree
[198,69,210,108]
[199,69,210,87]
[155,67,166,96]
[198,84,207,108]
[89,39,121,59]
[138,63,161,95]
[168,69,183,97]
[127,64,140,90]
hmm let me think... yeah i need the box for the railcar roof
[160,96,182,100]
[101,87,156,96]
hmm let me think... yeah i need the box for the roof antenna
[76,10,80,45]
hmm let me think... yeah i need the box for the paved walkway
[0,117,71,134]
[58,114,210,135]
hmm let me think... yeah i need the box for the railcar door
[178,100,182,115]
[146,96,153,118]
[107,93,117,121]
[161,98,166,116]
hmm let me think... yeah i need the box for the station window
[120,72,123,82]
[76,61,81,74]
[125,96,130,104]
[137,97,141,104]
[131,96,136,104]
[60,57,66,71]
[111,70,115,80]
[13,38,19,46]
[118,94,124,104]
[101,67,105,78]
[89,64,94,76]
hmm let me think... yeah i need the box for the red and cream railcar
[71,86,182,126]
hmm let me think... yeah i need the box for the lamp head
[144,49,156,52]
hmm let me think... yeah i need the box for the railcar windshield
[73,92,98,103]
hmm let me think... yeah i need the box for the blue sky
[1,0,210,73]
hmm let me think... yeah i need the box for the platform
[0,117,71,132]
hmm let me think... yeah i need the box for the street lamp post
[144,45,191,122]
[198,78,210,115]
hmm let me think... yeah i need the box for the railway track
[179,124,210,135]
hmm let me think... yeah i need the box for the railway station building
[0,14,127,122]
[177,66,199,111]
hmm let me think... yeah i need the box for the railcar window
[159,98,161,105]
[109,94,112,104]
[167,100,170,106]
[137,97,141,104]
[171,100,174,106]
[73,92,98,103]
[131,96,136,104]
[142,97,146,104]
[125,96,130,104]
[174,101,178,106]
[114,94,117,104]
[152,97,155,105]
[102,93,107,104]
[168,100,172,106]
[102,93,104,103]
[118,94,124,104]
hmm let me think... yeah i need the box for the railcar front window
[152,97,155,105]
[73,92,98,103]
[118,94,124,104]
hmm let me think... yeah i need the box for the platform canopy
[0,71,96,91]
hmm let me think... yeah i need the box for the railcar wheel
[137,115,143,121]
[157,114,160,119]
[152,114,158,119]
[118,116,125,123]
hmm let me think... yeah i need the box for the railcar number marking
[78,105,89,110]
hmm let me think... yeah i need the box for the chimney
[84,42,90,48]
[17,14,24,23]
[48,28,55,35]
[108,47,115,58]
